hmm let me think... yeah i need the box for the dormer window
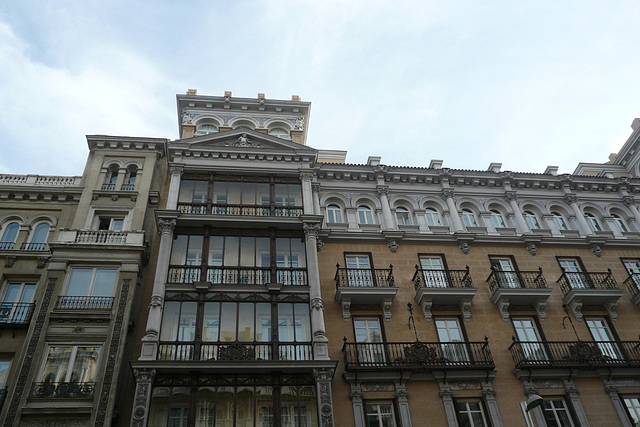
[268,128,291,140]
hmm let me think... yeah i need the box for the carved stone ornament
[311,297,324,311]
[439,389,453,398]
[181,111,195,124]
[441,188,455,199]
[605,385,619,395]
[623,196,635,206]
[482,388,497,397]
[303,223,320,240]
[133,368,157,384]
[157,218,176,236]
[313,367,334,383]
[591,245,602,257]
[300,171,314,182]
[523,386,538,396]
[459,242,470,254]
[387,240,399,253]
[349,389,364,401]
[294,115,305,130]
[36,256,50,269]
[526,243,537,256]
[4,255,16,268]
[395,389,410,400]
[225,133,262,148]
[565,194,578,204]
[169,165,184,176]
[311,182,321,193]
[149,295,163,309]
[504,191,518,202]
[376,186,389,197]
[316,239,325,251]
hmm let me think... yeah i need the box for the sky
[1,1,640,176]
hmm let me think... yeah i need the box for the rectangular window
[623,259,640,290]
[35,345,101,398]
[456,399,489,427]
[511,317,547,361]
[97,216,124,231]
[490,256,520,288]
[365,402,397,427]
[345,254,373,287]
[436,318,468,362]
[1,282,36,323]
[623,396,640,425]
[354,318,385,364]
[585,317,621,359]
[542,399,575,427]
[60,268,117,309]
[0,356,11,388]
[558,258,587,289]
[419,255,448,287]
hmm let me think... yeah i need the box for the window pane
[69,346,100,382]
[196,387,217,426]
[0,359,10,388]
[31,223,50,243]
[92,269,117,296]
[42,347,72,383]
[178,302,197,341]
[161,302,181,341]
[217,387,235,425]
[294,304,311,341]
[255,303,271,342]
[208,236,224,266]
[242,182,257,205]
[193,181,208,204]
[237,303,255,342]
[290,238,306,268]
[224,237,239,266]
[67,268,93,296]
[274,184,288,206]
[171,236,188,265]
[213,181,228,204]
[276,238,291,267]
[240,237,256,267]
[1,222,19,242]
[203,302,220,342]
[187,236,203,265]
[178,180,194,203]
[236,386,254,425]
[288,184,302,206]
[255,238,270,267]
[278,303,294,342]
[257,183,270,206]
[220,303,237,342]
[227,182,242,205]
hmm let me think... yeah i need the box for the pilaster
[130,368,156,427]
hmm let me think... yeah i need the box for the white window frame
[326,204,343,223]
[395,207,412,226]
[364,402,397,427]
[435,318,468,362]
[456,399,490,427]
[28,222,51,245]
[512,317,548,361]
[524,211,541,229]
[552,212,568,230]
[586,317,621,360]
[268,127,292,140]
[357,206,374,225]
[424,208,442,226]
[490,256,520,288]
[542,398,576,427]
[195,124,219,135]
[419,255,448,287]
[612,214,629,233]
[623,396,640,425]
[585,212,602,232]
[490,210,506,228]
[0,221,20,248]
[558,258,587,289]
[461,209,478,227]
[85,206,132,231]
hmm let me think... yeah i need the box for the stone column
[439,382,459,427]
[300,172,314,215]
[566,194,593,236]
[505,192,529,234]
[482,382,503,427]
[314,368,335,427]
[349,385,366,427]
[115,167,127,190]
[130,368,156,427]
[623,197,640,230]
[442,189,464,232]
[377,185,396,230]
[395,384,412,427]
[564,380,590,426]
[312,182,321,216]
[140,217,176,360]
[166,165,183,210]
[304,223,329,360]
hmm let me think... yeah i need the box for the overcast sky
[1,1,640,176]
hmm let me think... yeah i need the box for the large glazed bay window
[159,294,312,362]
[58,268,117,309]
[148,379,318,427]
[178,175,302,217]
[168,233,307,286]
[32,345,100,398]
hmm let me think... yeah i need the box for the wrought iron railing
[56,296,114,309]
[412,266,472,290]
[157,341,313,362]
[101,183,116,190]
[177,202,303,217]
[168,265,308,286]
[487,267,547,294]
[556,269,618,295]
[0,302,35,325]
[30,382,96,398]
[509,340,640,369]
[342,340,494,370]
[335,265,394,288]
[0,242,15,250]
[75,230,127,244]
[20,242,47,251]
[624,274,640,298]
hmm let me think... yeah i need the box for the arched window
[524,211,541,229]
[122,167,137,191]
[585,213,602,232]
[0,222,19,249]
[235,126,253,131]
[461,209,477,227]
[357,206,374,225]
[268,128,291,140]
[490,210,506,228]
[552,212,568,230]
[103,165,119,191]
[326,204,343,223]
[27,223,50,250]
[425,208,441,226]
[612,214,629,233]
[395,207,412,226]
[195,124,218,135]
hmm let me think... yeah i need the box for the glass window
[585,213,602,232]
[66,268,117,297]
[104,165,118,190]
[524,211,541,229]
[0,221,19,249]
[395,207,412,225]
[1,282,36,323]
[31,223,50,244]
[365,402,397,427]
[512,317,547,361]
[490,257,520,288]
[268,127,291,140]
[195,124,219,135]
[558,258,587,289]
[586,317,621,359]
[425,208,442,226]
[0,357,11,388]
[543,399,575,427]
[327,204,343,223]
[456,399,489,427]
[552,212,568,230]
[357,206,374,225]
[123,167,137,190]
[40,345,101,384]
[623,396,640,425]
[345,255,373,287]
[98,216,124,231]
[490,210,506,228]
[419,255,448,287]
[461,209,478,227]
[612,214,629,233]
[436,318,468,362]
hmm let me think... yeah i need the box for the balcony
[334,265,397,321]
[557,270,623,321]
[101,183,116,191]
[0,302,36,326]
[120,183,135,191]
[167,265,308,287]
[56,229,145,246]
[56,296,114,310]
[509,339,640,371]
[158,341,313,362]
[0,242,14,250]
[20,242,48,251]
[30,382,95,399]
[487,268,552,321]
[177,202,302,218]
[412,266,476,321]
[342,340,495,371]
[624,274,640,307]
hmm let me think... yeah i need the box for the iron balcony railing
[0,242,15,250]
[342,340,494,371]
[412,266,472,290]
[487,267,547,294]
[0,302,36,325]
[556,269,618,295]
[30,382,96,398]
[20,242,47,251]
[335,264,394,288]
[56,296,114,310]
[167,265,308,286]
[624,274,640,298]
[177,202,303,218]
[509,339,640,369]
[157,341,313,362]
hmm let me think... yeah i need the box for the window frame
[612,213,629,233]
[622,395,640,425]
[63,267,119,298]
[455,398,491,427]
[326,204,343,223]
[0,221,20,249]
[424,207,442,227]
[357,205,375,225]
[461,208,478,227]
[268,127,292,140]
[552,211,569,231]
[489,209,506,228]
[364,401,398,427]
[395,206,412,226]
[524,210,541,230]
[584,212,602,232]
[39,344,102,384]
[541,398,576,427]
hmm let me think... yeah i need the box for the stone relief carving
[157,218,176,236]
[387,240,399,253]
[225,133,263,148]
[181,111,195,124]
[459,242,470,254]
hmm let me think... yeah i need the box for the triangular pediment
[172,129,317,155]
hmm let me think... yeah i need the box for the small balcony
[177,202,302,218]
[167,265,308,287]
[56,229,145,246]
[56,296,114,310]
[157,341,313,362]
[487,268,552,321]
[20,242,48,251]
[342,340,495,371]
[509,339,640,371]
[101,183,116,191]
[0,302,36,326]
[334,265,397,321]
[30,382,96,399]
[120,183,135,191]
[0,242,14,250]
[557,270,623,321]
[624,273,640,307]
[412,266,476,321]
